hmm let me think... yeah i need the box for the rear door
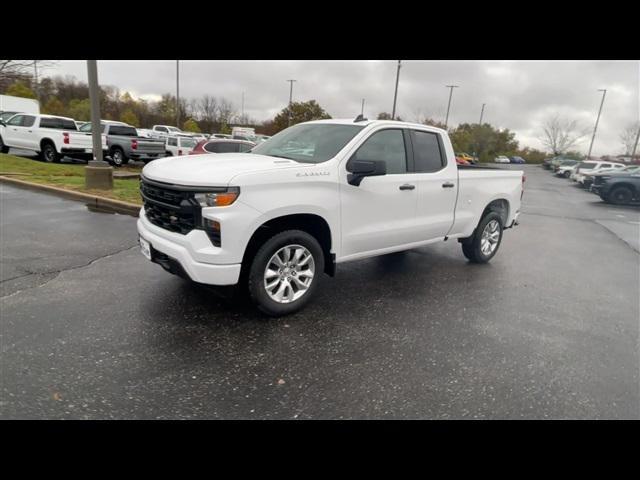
[409,128,458,240]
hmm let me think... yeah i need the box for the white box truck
[0,95,40,120]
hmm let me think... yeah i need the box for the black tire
[0,136,9,154]
[110,147,128,166]
[563,170,571,178]
[165,151,173,157]
[41,142,61,163]
[607,186,633,205]
[460,212,504,264]
[247,230,324,317]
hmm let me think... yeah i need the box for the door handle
[442,182,455,188]
[399,184,415,191]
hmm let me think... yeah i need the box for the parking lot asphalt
[1,164,638,419]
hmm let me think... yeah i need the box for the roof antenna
[354,114,367,122]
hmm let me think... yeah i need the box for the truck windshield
[250,123,365,164]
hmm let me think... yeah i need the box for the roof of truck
[305,118,448,134]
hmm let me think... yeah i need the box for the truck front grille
[140,179,201,235]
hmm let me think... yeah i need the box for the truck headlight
[194,187,240,207]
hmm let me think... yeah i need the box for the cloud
[51,60,639,156]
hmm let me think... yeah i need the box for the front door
[339,128,421,259]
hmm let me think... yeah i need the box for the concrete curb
[0,175,141,217]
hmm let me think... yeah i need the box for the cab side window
[7,115,24,126]
[352,129,407,174]
[410,130,445,172]
[22,116,36,127]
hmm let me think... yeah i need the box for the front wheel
[0,136,9,154]
[563,171,571,178]
[461,212,504,264]
[247,230,324,317]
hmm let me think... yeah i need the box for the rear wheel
[41,142,61,163]
[607,186,633,205]
[0,136,9,154]
[563,170,571,178]
[460,212,504,264]
[110,147,128,166]
[247,230,324,317]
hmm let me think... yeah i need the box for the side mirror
[346,159,387,186]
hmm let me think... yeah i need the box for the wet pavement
[1,165,638,419]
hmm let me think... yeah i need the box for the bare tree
[199,95,218,122]
[217,98,236,125]
[539,114,587,155]
[620,122,640,155]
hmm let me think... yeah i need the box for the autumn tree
[5,81,36,99]
[270,100,331,133]
[67,99,91,121]
[182,119,200,132]
[120,109,140,127]
[42,98,65,115]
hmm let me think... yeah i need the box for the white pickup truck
[0,113,106,162]
[138,118,523,316]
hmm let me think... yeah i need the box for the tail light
[178,149,183,155]
[63,132,69,144]
[131,139,138,150]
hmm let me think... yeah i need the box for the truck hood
[141,153,301,186]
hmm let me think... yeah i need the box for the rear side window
[204,142,240,153]
[22,115,36,127]
[352,129,407,174]
[168,137,178,146]
[61,119,77,130]
[39,117,61,129]
[600,164,612,169]
[157,126,168,133]
[410,130,444,172]
[109,125,137,136]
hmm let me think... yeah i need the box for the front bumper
[137,215,241,285]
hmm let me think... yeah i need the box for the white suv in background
[571,161,626,185]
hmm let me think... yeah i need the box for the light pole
[176,60,180,128]
[444,85,459,129]
[479,103,486,125]
[391,60,401,120]
[586,89,607,160]
[286,79,296,126]
[241,91,245,124]
[361,98,365,116]
[33,60,39,102]
[85,60,112,190]
[631,124,640,162]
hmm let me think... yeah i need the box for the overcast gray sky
[47,60,639,156]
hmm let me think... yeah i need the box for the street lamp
[85,60,112,190]
[176,60,180,128]
[479,103,486,125]
[444,85,459,129]
[286,79,296,126]
[586,89,607,160]
[391,60,401,120]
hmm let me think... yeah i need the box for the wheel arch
[241,213,334,278]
